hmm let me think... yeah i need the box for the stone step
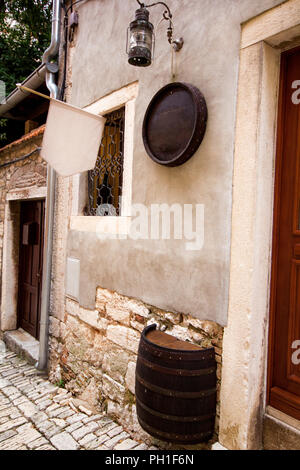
[3,329,39,366]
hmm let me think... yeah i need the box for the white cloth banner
[41,99,106,177]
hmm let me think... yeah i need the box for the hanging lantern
[127,2,184,68]
[127,7,154,67]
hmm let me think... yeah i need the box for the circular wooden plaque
[142,82,207,167]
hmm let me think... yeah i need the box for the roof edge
[0,64,47,119]
[0,124,45,155]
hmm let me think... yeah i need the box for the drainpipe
[38,0,61,370]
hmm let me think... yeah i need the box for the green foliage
[0,0,52,96]
[55,379,66,389]
[0,117,7,141]
[0,1,52,142]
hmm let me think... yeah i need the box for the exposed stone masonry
[49,287,223,448]
[0,125,47,312]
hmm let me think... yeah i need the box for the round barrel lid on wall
[142,82,208,167]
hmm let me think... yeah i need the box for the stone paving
[0,344,152,450]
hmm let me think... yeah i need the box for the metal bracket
[45,61,59,74]
[172,37,184,52]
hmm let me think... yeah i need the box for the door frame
[17,199,45,340]
[218,0,300,450]
[267,45,300,421]
[0,187,46,335]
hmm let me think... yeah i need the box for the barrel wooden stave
[135,380,216,417]
[135,324,217,444]
[139,341,216,370]
[136,399,215,441]
[136,357,216,393]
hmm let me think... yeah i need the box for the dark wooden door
[18,200,45,340]
[268,47,300,420]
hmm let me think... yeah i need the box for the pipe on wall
[0,148,42,169]
[42,0,61,98]
[38,0,61,371]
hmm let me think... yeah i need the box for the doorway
[17,200,45,340]
[268,46,300,421]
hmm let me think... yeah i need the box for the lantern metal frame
[127,0,184,67]
[126,6,155,67]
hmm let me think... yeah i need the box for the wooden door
[268,47,300,420]
[17,200,45,340]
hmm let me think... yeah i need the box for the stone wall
[48,287,223,448]
[0,126,47,334]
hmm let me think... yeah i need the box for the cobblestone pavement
[0,346,151,450]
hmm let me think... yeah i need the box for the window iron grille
[88,107,125,216]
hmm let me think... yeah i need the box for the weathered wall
[218,2,300,449]
[49,288,223,448]
[48,0,291,450]
[0,127,47,333]
[66,0,284,326]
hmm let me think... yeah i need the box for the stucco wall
[66,0,284,326]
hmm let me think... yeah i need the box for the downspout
[38,0,61,370]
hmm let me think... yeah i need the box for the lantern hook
[136,0,183,51]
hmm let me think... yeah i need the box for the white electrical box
[66,257,80,300]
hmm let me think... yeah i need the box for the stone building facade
[0,127,47,335]
[48,0,300,450]
[49,288,223,446]
[1,0,300,451]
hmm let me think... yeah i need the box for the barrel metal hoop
[140,340,215,362]
[137,416,212,442]
[136,395,215,422]
[138,354,216,377]
[136,372,216,399]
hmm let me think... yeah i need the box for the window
[70,82,138,235]
[87,107,125,216]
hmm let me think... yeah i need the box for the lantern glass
[129,26,153,51]
[127,8,154,67]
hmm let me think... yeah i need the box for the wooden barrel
[135,324,217,444]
